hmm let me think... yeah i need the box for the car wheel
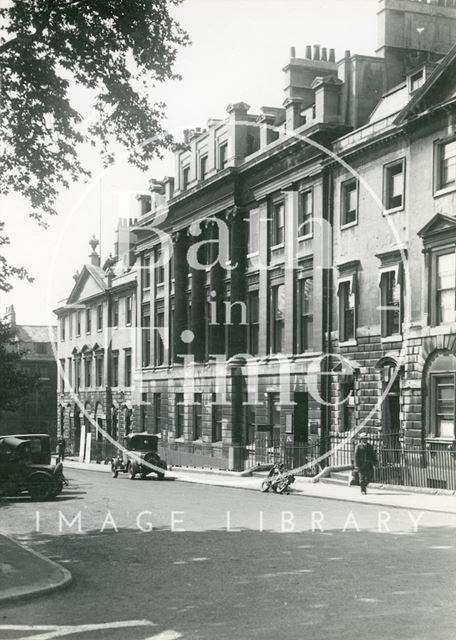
[157,472,165,481]
[26,472,54,501]
[128,464,136,480]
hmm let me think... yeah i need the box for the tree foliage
[0,321,39,412]
[0,0,189,289]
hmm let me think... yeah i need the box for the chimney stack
[313,44,320,61]
[305,45,312,59]
[329,48,335,62]
[290,46,296,58]
[321,47,327,61]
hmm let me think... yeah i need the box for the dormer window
[182,165,190,191]
[140,195,152,216]
[200,154,208,180]
[219,143,228,169]
[410,69,424,93]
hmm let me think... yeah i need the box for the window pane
[438,419,454,439]
[392,171,403,198]
[435,377,455,438]
[248,209,259,254]
[298,191,313,236]
[440,141,456,188]
[437,253,456,324]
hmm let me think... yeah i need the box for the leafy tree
[0,321,38,412]
[0,0,189,288]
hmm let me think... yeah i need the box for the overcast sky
[0,0,377,326]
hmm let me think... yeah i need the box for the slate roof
[16,325,57,344]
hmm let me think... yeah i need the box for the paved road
[1,469,455,640]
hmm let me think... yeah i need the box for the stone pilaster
[172,230,189,362]
[227,206,248,357]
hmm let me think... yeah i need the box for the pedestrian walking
[354,432,377,495]
[57,437,65,462]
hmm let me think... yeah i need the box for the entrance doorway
[382,375,400,450]
[293,392,308,443]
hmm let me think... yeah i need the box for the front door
[382,377,400,450]
[294,392,308,443]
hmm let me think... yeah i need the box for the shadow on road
[1,522,455,640]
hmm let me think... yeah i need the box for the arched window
[425,351,456,440]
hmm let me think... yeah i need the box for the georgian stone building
[132,0,456,471]
[330,41,456,466]
[54,229,138,460]
[55,0,456,473]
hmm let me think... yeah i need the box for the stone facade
[54,233,138,460]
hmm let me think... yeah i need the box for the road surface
[0,468,455,639]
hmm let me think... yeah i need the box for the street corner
[0,533,72,604]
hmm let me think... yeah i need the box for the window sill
[298,233,313,242]
[339,339,357,347]
[383,205,404,216]
[271,242,285,251]
[340,220,357,231]
[381,334,402,343]
[434,184,456,198]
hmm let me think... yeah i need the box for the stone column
[208,219,226,356]
[172,230,189,362]
[228,206,248,357]
[284,189,298,355]
[257,198,269,356]
[189,224,206,363]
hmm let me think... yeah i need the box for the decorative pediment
[81,344,93,353]
[395,45,456,125]
[67,264,107,305]
[418,213,456,244]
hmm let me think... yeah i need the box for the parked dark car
[111,433,167,480]
[8,433,52,464]
[0,435,67,500]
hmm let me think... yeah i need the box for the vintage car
[111,433,167,480]
[0,435,67,500]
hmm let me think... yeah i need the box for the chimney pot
[345,50,351,59]
[313,45,320,61]
[321,47,327,61]
[290,46,296,58]
[329,48,335,62]
[305,45,312,59]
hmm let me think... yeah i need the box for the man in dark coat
[354,433,378,495]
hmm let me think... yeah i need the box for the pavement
[0,532,72,604]
[60,456,456,514]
